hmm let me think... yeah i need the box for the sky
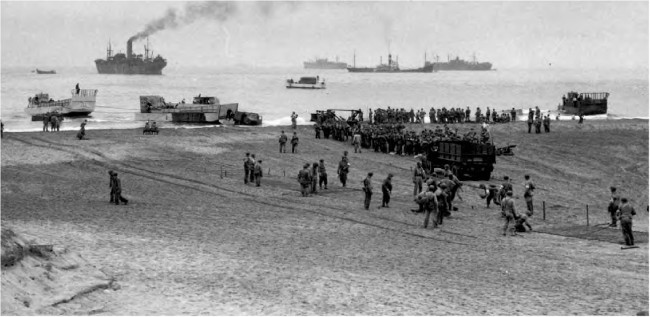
[1,1,648,70]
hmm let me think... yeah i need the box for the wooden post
[543,201,546,221]
[220,165,223,179]
[283,170,286,177]
[586,204,589,226]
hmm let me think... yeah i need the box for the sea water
[1,66,647,132]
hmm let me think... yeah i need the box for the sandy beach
[1,119,648,315]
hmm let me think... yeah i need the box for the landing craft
[136,95,262,125]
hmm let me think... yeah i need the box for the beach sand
[2,119,648,315]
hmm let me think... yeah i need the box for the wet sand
[1,119,648,315]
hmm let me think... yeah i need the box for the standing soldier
[465,107,471,122]
[42,115,49,132]
[253,160,263,187]
[50,115,57,132]
[369,108,373,124]
[543,115,551,132]
[363,172,373,210]
[434,183,449,225]
[527,108,534,133]
[337,156,349,187]
[279,131,288,153]
[291,132,299,154]
[249,154,257,184]
[112,172,129,205]
[314,124,321,139]
[243,153,252,184]
[608,187,621,227]
[523,174,535,216]
[77,119,87,140]
[502,191,517,236]
[311,162,319,194]
[616,198,636,246]
[534,117,542,134]
[298,163,312,197]
[381,173,393,208]
[413,161,425,197]
[419,185,439,228]
[291,112,298,129]
[510,107,517,122]
[352,131,362,153]
[318,159,328,190]
[108,170,116,203]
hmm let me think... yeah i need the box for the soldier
[363,172,373,210]
[112,172,129,205]
[108,170,116,203]
[50,115,57,132]
[249,154,256,183]
[616,198,636,246]
[523,174,535,216]
[499,176,513,202]
[465,107,471,122]
[608,187,621,227]
[434,183,449,225]
[369,108,373,124]
[510,108,517,122]
[243,153,252,184]
[77,119,87,140]
[412,161,425,197]
[291,112,298,129]
[543,115,551,132]
[253,160,263,187]
[502,191,517,236]
[318,159,328,190]
[534,106,541,119]
[381,173,393,208]
[314,124,321,139]
[534,117,542,133]
[279,130,288,153]
[291,132,299,153]
[1,120,4,138]
[419,185,439,228]
[311,162,319,193]
[42,115,49,132]
[352,131,362,153]
[297,163,312,197]
[337,156,349,187]
[527,108,534,133]
[144,120,151,135]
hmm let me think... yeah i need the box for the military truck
[426,140,496,180]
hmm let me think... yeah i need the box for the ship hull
[286,83,326,89]
[559,103,607,116]
[347,64,434,73]
[95,60,166,75]
[304,62,347,69]
[430,62,492,71]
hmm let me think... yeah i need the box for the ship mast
[106,39,113,60]
[353,50,356,68]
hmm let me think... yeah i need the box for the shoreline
[2,117,648,314]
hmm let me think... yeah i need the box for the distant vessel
[347,53,434,73]
[303,57,347,69]
[25,89,98,121]
[95,39,167,75]
[558,91,609,115]
[427,54,493,71]
[35,69,56,74]
[286,76,326,89]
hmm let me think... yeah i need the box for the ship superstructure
[95,39,167,75]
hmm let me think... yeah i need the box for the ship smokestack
[388,54,392,66]
[127,39,133,59]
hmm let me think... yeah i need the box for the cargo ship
[303,57,347,69]
[25,89,98,121]
[427,54,492,71]
[347,53,434,73]
[95,39,166,75]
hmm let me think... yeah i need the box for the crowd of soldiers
[526,106,552,133]
[366,106,519,125]
[42,113,64,132]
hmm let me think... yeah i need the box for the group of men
[243,153,263,186]
[526,107,552,133]
[364,106,519,125]
[143,120,159,135]
[608,186,637,246]
[479,175,536,235]
[278,130,300,154]
[297,159,331,197]
[42,114,63,132]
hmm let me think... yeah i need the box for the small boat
[286,76,326,89]
[25,89,97,121]
[137,95,262,125]
[35,69,56,74]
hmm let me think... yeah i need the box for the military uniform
[617,202,636,246]
[298,165,312,196]
[318,161,328,189]
[337,158,349,187]
[501,195,517,236]
[291,134,299,153]
[279,133,288,153]
[363,174,373,210]
[254,161,263,187]
[382,175,393,207]
[418,187,438,228]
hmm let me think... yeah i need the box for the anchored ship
[25,89,98,121]
[95,39,166,75]
[427,54,493,71]
[347,53,434,73]
[303,57,347,69]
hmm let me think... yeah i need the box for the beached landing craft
[25,89,98,121]
[286,76,326,89]
[558,91,609,116]
[136,95,262,125]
